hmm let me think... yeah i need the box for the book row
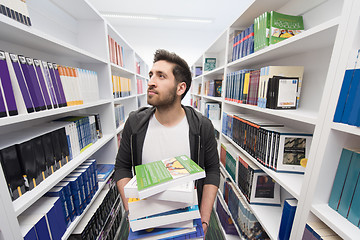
[0,50,100,118]
[0,114,102,200]
[328,148,360,228]
[69,179,122,240]
[222,112,312,173]
[229,11,304,62]
[21,159,99,240]
[136,78,147,95]
[108,35,125,67]
[333,49,360,127]
[302,221,341,240]
[221,142,281,206]
[204,79,222,97]
[205,102,221,121]
[225,66,304,109]
[221,177,270,239]
[216,198,239,236]
[0,0,31,26]
[190,97,201,112]
[114,104,125,129]
[111,75,131,98]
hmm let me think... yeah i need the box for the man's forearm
[200,184,218,226]
[117,177,131,211]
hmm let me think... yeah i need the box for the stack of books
[125,155,206,239]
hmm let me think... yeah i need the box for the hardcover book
[135,155,205,199]
[278,199,297,240]
[204,58,216,72]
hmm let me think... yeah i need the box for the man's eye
[159,75,165,78]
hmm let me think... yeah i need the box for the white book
[129,205,201,232]
[128,188,198,221]
[125,176,195,203]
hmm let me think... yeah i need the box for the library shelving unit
[190,0,360,239]
[0,0,148,239]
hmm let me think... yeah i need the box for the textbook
[134,155,205,199]
[269,11,304,45]
[278,199,297,240]
[128,189,197,221]
[128,218,204,240]
[129,205,201,231]
[204,58,216,72]
[125,175,195,203]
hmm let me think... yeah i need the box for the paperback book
[135,155,205,199]
[269,11,304,45]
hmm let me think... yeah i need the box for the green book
[204,58,216,72]
[269,11,304,45]
[135,155,205,199]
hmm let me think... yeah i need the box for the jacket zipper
[130,134,134,174]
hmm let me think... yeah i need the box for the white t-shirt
[142,114,191,164]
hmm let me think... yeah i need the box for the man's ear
[177,82,186,96]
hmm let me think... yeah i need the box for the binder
[47,62,66,108]
[8,53,35,113]
[18,55,46,111]
[0,50,18,116]
[33,59,52,109]
[41,132,56,175]
[53,63,68,107]
[32,136,48,180]
[41,61,58,108]
[0,145,26,200]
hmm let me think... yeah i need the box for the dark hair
[153,49,192,99]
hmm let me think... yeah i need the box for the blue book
[337,150,360,217]
[128,219,203,240]
[45,187,71,226]
[97,164,114,182]
[328,148,354,211]
[22,225,37,240]
[334,49,360,122]
[341,69,360,124]
[278,199,297,240]
[347,171,360,227]
[347,72,360,125]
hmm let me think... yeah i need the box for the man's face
[147,60,179,107]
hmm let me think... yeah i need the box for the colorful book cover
[135,155,205,199]
[269,11,304,45]
[204,58,216,72]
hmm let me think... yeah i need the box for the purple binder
[33,59,52,109]
[47,62,66,107]
[18,55,46,111]
[41,61,58,109]
[26,57,48,110]
[53,63,67,107]
[0,50,18,116]
[9,53,35,113]
[0,86,6,117]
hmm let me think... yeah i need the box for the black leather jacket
[114,105,220,203]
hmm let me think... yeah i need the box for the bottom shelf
[312,203,360,239]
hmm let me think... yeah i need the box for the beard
[147,84,177,108]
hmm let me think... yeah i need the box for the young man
[114,49,220,234]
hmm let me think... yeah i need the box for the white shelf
[114,95,137,103]
[62,173,114,240]
[0,100,111,127]
[13,134,113,216]
[220,165,281,240]
[311,204,359,240]
[203,96,223,103]
[224,100,318,125]
[116,122,126,134]
[222,134,303,199]
[203,66,225,77]
[332,122,360,137]
[228,17,339,69]
[111,63,136,77]
[0,14,107,64]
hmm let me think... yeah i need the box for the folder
[0,50,18,116]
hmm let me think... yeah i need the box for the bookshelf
[0,0,148,239]
[190,0,360,239]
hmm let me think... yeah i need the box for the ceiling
[87,0,252,67]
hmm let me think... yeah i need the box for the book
[125,176,195,203]
[204,58,216,72]
[269,11,304,45]
[328,148,354,211]
[128,188,197,221]
[266,76,300,109]
[278,199,297,240]
[347,168,360,227]
[337,149,360,218]
[129,205,201,232]
[216,198,238,235]
[0,0,31,26]
[334,49,360,123]
[261,126,312,173]
[134,155,205,199]
[0,50,18,116]
[128,218,204,240]
[258,66,304,109]
[96,164,114,182]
